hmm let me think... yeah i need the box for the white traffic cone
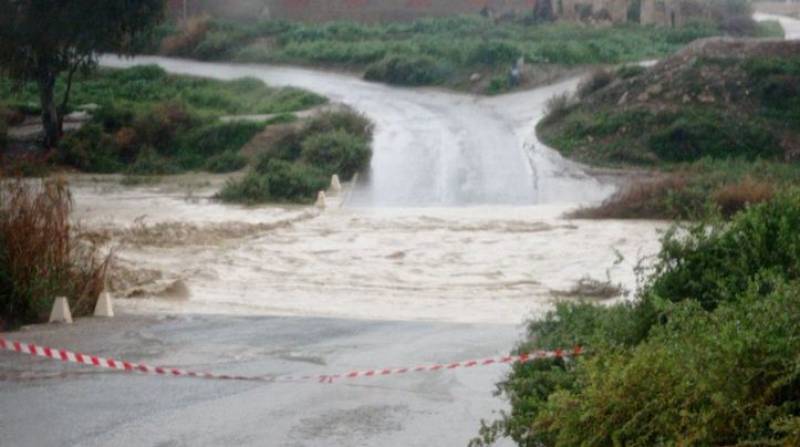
[49,297,73,324]
[94,291,114,318]
[330,174,342,195]
[315,191,327,209]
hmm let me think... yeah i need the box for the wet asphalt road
[0,314,518,446]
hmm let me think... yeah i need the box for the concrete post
[330,174,342,195]
[94,292,114,318]
[315,191,327,209]
[49,297,73,324]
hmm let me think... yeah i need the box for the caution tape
[0,337,581,384]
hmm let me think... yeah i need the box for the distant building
[182,0,637,24]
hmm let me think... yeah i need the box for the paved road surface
[1,314,518,447]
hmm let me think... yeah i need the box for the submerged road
[100,56,614,207]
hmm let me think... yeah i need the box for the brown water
[81,56,675,324]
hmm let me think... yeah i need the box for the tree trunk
[37,70,60,149]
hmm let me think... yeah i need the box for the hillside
[537,38,800,218]
[540,38,800,166]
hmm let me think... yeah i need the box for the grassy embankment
[150,14,777,94]
[2,65,374,204]
[0,65,324,177]
[473,190,800,446]
[538,40,799,219]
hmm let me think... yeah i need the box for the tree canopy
[0,0,165,147]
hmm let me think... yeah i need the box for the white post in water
[49,297,73,324]
[94,291,114,318]
[330,174,342,195]
[315,191,327,209]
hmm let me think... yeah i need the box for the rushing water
[83,56,659,324]
[83,15,799,323]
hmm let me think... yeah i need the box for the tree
[0,0,165,148]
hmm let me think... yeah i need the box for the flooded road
[101,56,614,207]
[84,57,664,324]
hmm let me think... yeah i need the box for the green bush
[257,127,306,166]
[126,146,180,176]
[364,54,449,86]
[176,120,265,168]
[59,124,122,173]
[216,171,272,204]
[475,192,800,447]
[531,283,800,446]
[217,159,328,204]
[300,129,371,180]
[304,110,372,141]
[486,75,510,95]
[648,109,781,162]
[469,40,522,67]
[204,151,247,173]
[647,191,800,310]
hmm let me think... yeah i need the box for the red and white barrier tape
[0,337,581,384]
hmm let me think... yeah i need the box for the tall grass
[0,178,110,328]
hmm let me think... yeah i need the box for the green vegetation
[204,151,247,173]
[473,191,800,447]
[0,179,109,329]
[364,54,450,86]
[0,65,324,117]
[539,47,800,219]
[218,110,373,204]
[150,15,777,92]
[0,0,164,147]
[1,65,325,175]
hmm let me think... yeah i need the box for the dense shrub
[486,75,511,95]
[475,192,800,447]
[217,159,328,204]
[301,129,371,180]
[175,121,265,168]
[216,171,272,204]
[126,146,180,176]
[304,110,372,140]
[258,127,306,165]
[529,284,800,446]
[649,109,780,162]
[219,109,373,204]
[204,151,247,173]
[648,192,800,310]
[364,54,449,86]
[469,41,522,67]
[0,179,109,328]
[59,124,122,173]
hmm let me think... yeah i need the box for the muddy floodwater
[78,56,668,325]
